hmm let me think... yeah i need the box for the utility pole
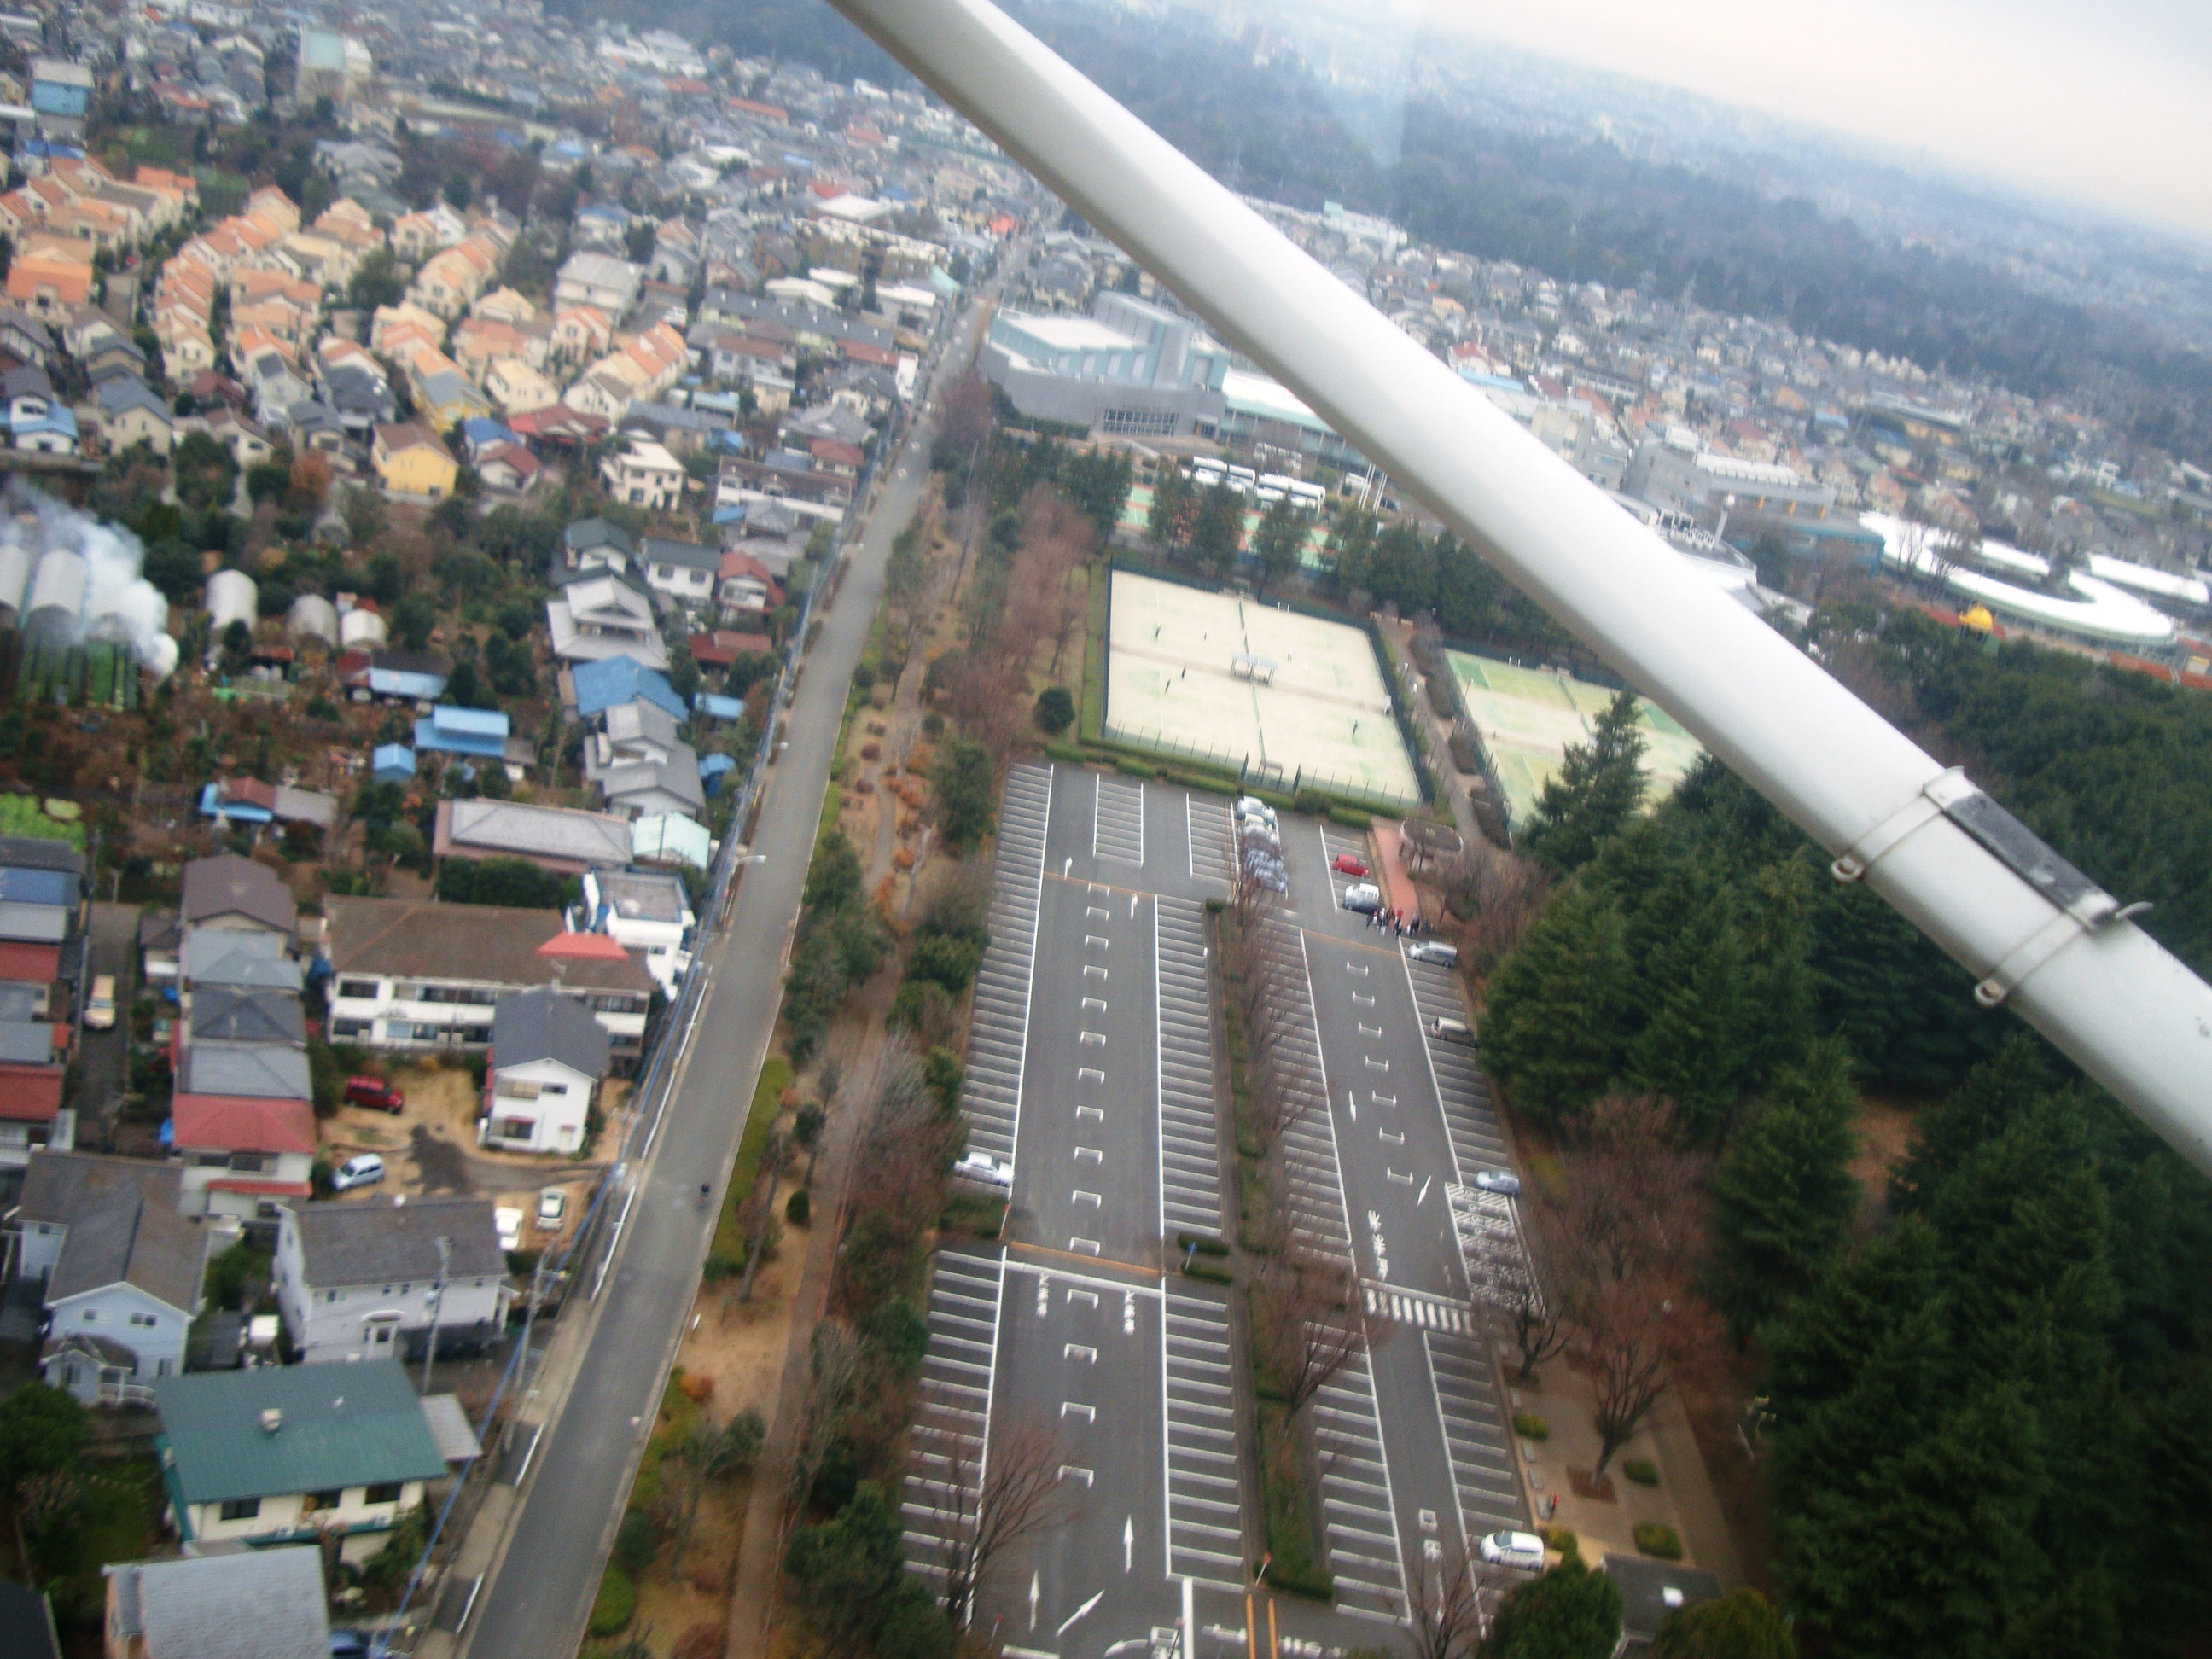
[420,1235,451,1394]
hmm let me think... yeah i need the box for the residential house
[179,854,294,941]
[567,655,688,722]
[0,302,54,367]
[545,573,669,670]
[600,437,686,511]
[549,304,613,365]
[102,1547,329,1659]
[638,535,719,608]
[1605,1556,1725,1656]
[717,548,783,621]
[201,406,274,467]
[322,895,654,1062]
[0,862,77,947]
[166,1089,314,1222]
[476,443,539,493]
[485,357,559,417]
[178,932,304,997]
[272,1196,509,1363]
[5,365,75,453]
[413,706,511,765]
[560,518,634,578]
[9,1153,204,1404]
[596,740,705,821]
[149,1361,451,1562]
[430,798,635,876]
[480,988,609,1154]
[196,778,338,835]
[371,423,458,498]
[552,252,643,317]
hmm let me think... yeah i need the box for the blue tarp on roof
[693,691,745,721]
[571,656,686,722]
[367,667,448,701]
[197,783,272,824]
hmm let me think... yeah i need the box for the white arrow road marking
[1057,1590,1104,1636]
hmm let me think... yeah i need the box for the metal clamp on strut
[1832,767,2150,1007]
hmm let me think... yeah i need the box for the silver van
[1430,1016,1472,1043]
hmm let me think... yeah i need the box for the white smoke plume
[3,482,180,679]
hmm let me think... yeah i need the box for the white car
[1473,1168,1522,1196]
[536,1187,568,1230]
[1342,882,1382,913]
[954,1150,1014,1189]
[1407,940,1458,967]
[1236,796,1277,829]
[1479,1530,1547,1572]
[329,1153,385,1193]
[495,1208,523,1252]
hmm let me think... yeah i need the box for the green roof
[154,1360,450,1505]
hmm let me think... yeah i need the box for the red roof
[719,548,776,584]
[480,440,539,480]
[0,1062,61,1122]
[507,407,608,443]
[729,97,788,122]
[689,629,775,667]
[842,340,898,369]
[535,930,632,963]
[205,1177,313,1197]
[171,1093,317,1155]
[810,437,865,468]
[0,941,59,985]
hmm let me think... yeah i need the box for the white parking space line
[1155,896,1227,1241]
[1186,796,1234,884]
[1092,776,1146,864]
[1161,1291,1247,1590]
[953,765,1052,1169]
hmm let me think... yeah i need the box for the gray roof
[1604,1555,1725,1640]
[189,987,306,1047]
[592,869,690,927]
[93,375,171,420]
[15,1151,203,1313]
[0,1577,59,1659]
[285,1195,507,1289]
[602,696,678,750]
[153,1360,450,1506]
[420,1393,483,1464]
[106,1548,327,1659]
[181,929,303,992]
[565,516,633,556]
[491,986,609,1080]
[0,902,65,944]
[0,1021,52,1062]
[441,799,636,869]
[180,853,295,934]
[321,896,653,997]
[0,985,44,1021]
[601,741,705,813]
[0,835,81,875]
[182,1040,311,1102]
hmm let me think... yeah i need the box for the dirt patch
[1569,1468,1617,1502]
[1678,1349,1778,1592]
[1851,1093,1918,1218]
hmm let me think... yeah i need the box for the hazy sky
[1346,0,2212,240]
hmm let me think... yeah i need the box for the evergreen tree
[1889,1035,2051,1213]
[1521,689,1647,875]
[1328,504,1379,594]
[1188,479,1243,577]
[1650,1587,1796,1659]
[1481,1557,1622,1659]
[1620,862,1747,1139]
[1709,1035,1861,1339]
[1146,464,1190,553]
[1481,882,1632,1126]
[1250,492,1305,593]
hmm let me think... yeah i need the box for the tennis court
[1447,650,1704,832]
[1106,569,1420,807]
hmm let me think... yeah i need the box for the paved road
[74,900,138,1143]
[461,290,993,1659]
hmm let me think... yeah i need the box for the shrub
[701,1251,742,1282]
[786,1187,811,1226]
[589,1564,636,1636]
[613,1511,661,1576]
[1203,896,1225,913]
[1633,1522,1684,1560]
[1033,685,1074,734]
[1540,1524,1580,1561]
[921,711,944,736]
[852,663,876,691]
[1623,1457,1660,1487]
[1181,1256,1234,1284]
[1328,806,1374,830]
[1293,788,1330,814]
[1045,740,1086,763]
[1514,1412,1550,1440]
[1176,1232,1231,1255]
[1115,757,1155,778]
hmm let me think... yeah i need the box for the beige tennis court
[1447,650,1704,832]
[1106,570,1420,806]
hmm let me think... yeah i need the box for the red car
[345,1076,405,1115]
[1332,853,1371,877]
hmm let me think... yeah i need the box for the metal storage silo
[340,606,388,649]
[0,541,32,624]
[24,550,86,637]
[287,593,340,647]
[206,569,258,635]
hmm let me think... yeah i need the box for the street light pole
[421,1235,451,1395]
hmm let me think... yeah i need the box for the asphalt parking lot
[914,766,1528,1655]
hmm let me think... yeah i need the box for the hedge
[589,1564,636,1636]
[1623,1457,1660,1487]
[713,1057,792,1260]
[1180,1257,1234,1285]
[1633,1522,1684,1560]
[1176,1231,1231,1256]
[1115,757,1156,778]
[1044,740,1087,763]
[1256,1402,1334,1600]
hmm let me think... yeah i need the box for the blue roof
[367,667,448,701]
[693,691,745,721]
[428,706,511,739]
[371,743,416,777]
[415,712,507,759]
[197,783,272,824]
[698,753,736,777]
[571,656,686,721]
[0,867,76,905]
[462,416,515,445]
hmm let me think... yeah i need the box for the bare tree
[1504,1194,1576,1383]
[785,1320,861,1522]
[1544,1095,1720,1475]
[662,1411,765,1576]
[919,1417,1079,1630]
[1452,847,1551,983]
[1251,1252,1382,1438]
[736,1132,789,1302]
[1404,1535,1516,1659]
